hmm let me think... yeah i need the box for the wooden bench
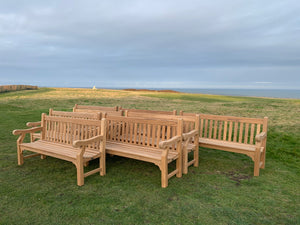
[124,110,200,174]
[13,114,107,186]
[105,116,183,188]
[26,109,104,142]
[182,113,268,176]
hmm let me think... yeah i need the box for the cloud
[0,0,299,88]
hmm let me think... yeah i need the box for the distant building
[92,86,97,90]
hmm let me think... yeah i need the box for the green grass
[1,88,299,224]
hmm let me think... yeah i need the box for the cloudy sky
[0,0,299,89]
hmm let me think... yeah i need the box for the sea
[112,88,300,99]
[171,88,300,99]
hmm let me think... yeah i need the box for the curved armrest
[26,121,41,127]
[13,127,43,136]
[72,135,104,148]
[182,130,198,141]
[255,132,267,142]
[159,136,181,149]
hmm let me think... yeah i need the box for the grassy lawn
[1,88,299,224]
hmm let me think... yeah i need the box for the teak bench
[13,114,107,186]
[193,113,268,176]
[124,110,200,174]
[105,116,183,188]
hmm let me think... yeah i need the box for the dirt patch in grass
[223,170,252,186]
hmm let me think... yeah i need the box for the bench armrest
[182,130,198,141]
[26,121,41,127]
[72,135,104,148]
[255,132,267,142]
[13,127,43,136]
[159,136,181,149]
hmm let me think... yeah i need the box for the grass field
[1,88,299,224]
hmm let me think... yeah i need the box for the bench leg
[261,148,266,169]
[76,159,84,186]
[194,145,199,167]
[176,155,182,178]
[161,158,168,188]
[182,146,188,174]
[254,149,261,176]
[100,152,106,176]
[41,155,46,159]
[17,147,24,165]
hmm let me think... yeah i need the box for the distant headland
[123,88,180,93]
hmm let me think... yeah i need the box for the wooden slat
[156,125,161,147]
[233,122,238,142]
[208,120,213,138]
[223,121,227,141]
[228,122,233,142]
[122,121,126,142]
[151,124,156,146]
[218,121,222,140]
[146,124,152,146]
[63,121,66,144]
[142,124,146,146]
[133,123,137,144]
[256,124,261,135]
[244,123,249,144]
[128,123,133,144]
[162,125,166,141]
[250,124,255,144]
[239,123,244,143]
[167,126,171,140]
[200,119,204,138]
[204,119,208,138]
[213,120,218,139]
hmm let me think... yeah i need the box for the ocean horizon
[63,87,300,99]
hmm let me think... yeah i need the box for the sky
[0,0,300,89]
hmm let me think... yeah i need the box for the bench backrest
[49,109,103,120]
[125,111,199,133]
[121,108,177,115]
[73,104,118,112]
[106,116,183,150]
[41,114,106,149]
[73,105,122,117]
[198,114,268,145]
